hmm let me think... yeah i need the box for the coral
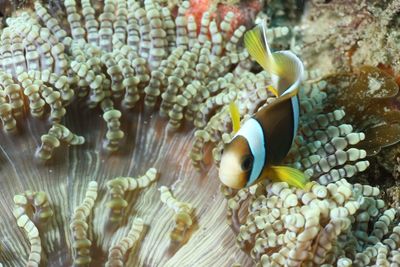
[300,0,400,74]
[264,0,305,23]
[185,0,262,30]
[321,66,400,156]
[386,184,400,209]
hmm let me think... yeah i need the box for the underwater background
[1,0,400,266]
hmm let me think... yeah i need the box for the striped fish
[218,20,307,189]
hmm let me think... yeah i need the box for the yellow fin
[229,102,240,133]
[271,52,300,80]
[266,85,279,97]
[270,51,304,96]
[244,21,283,76]
[244,24,269,70]
[265,165,308,189]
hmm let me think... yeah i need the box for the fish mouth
[218,168,246,189]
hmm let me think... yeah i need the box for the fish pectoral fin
[264,165,308,189]
[266,85,279,97]
[229,101,241,133]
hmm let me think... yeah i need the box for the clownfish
[218,20,308,189]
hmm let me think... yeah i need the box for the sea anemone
[0,0,268,266]
[2,1,400,267]
[223,83,369,266]
[223,67,400,266]
[228,177,400,266]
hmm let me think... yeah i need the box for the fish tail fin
[244,20,283,77]
[265,165,308,189]
[229,102,241,133]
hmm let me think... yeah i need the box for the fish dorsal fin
[244,20,283,77]
[229,102,241,133]
[244,21,304,97]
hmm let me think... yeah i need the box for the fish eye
[241,155,253,172]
